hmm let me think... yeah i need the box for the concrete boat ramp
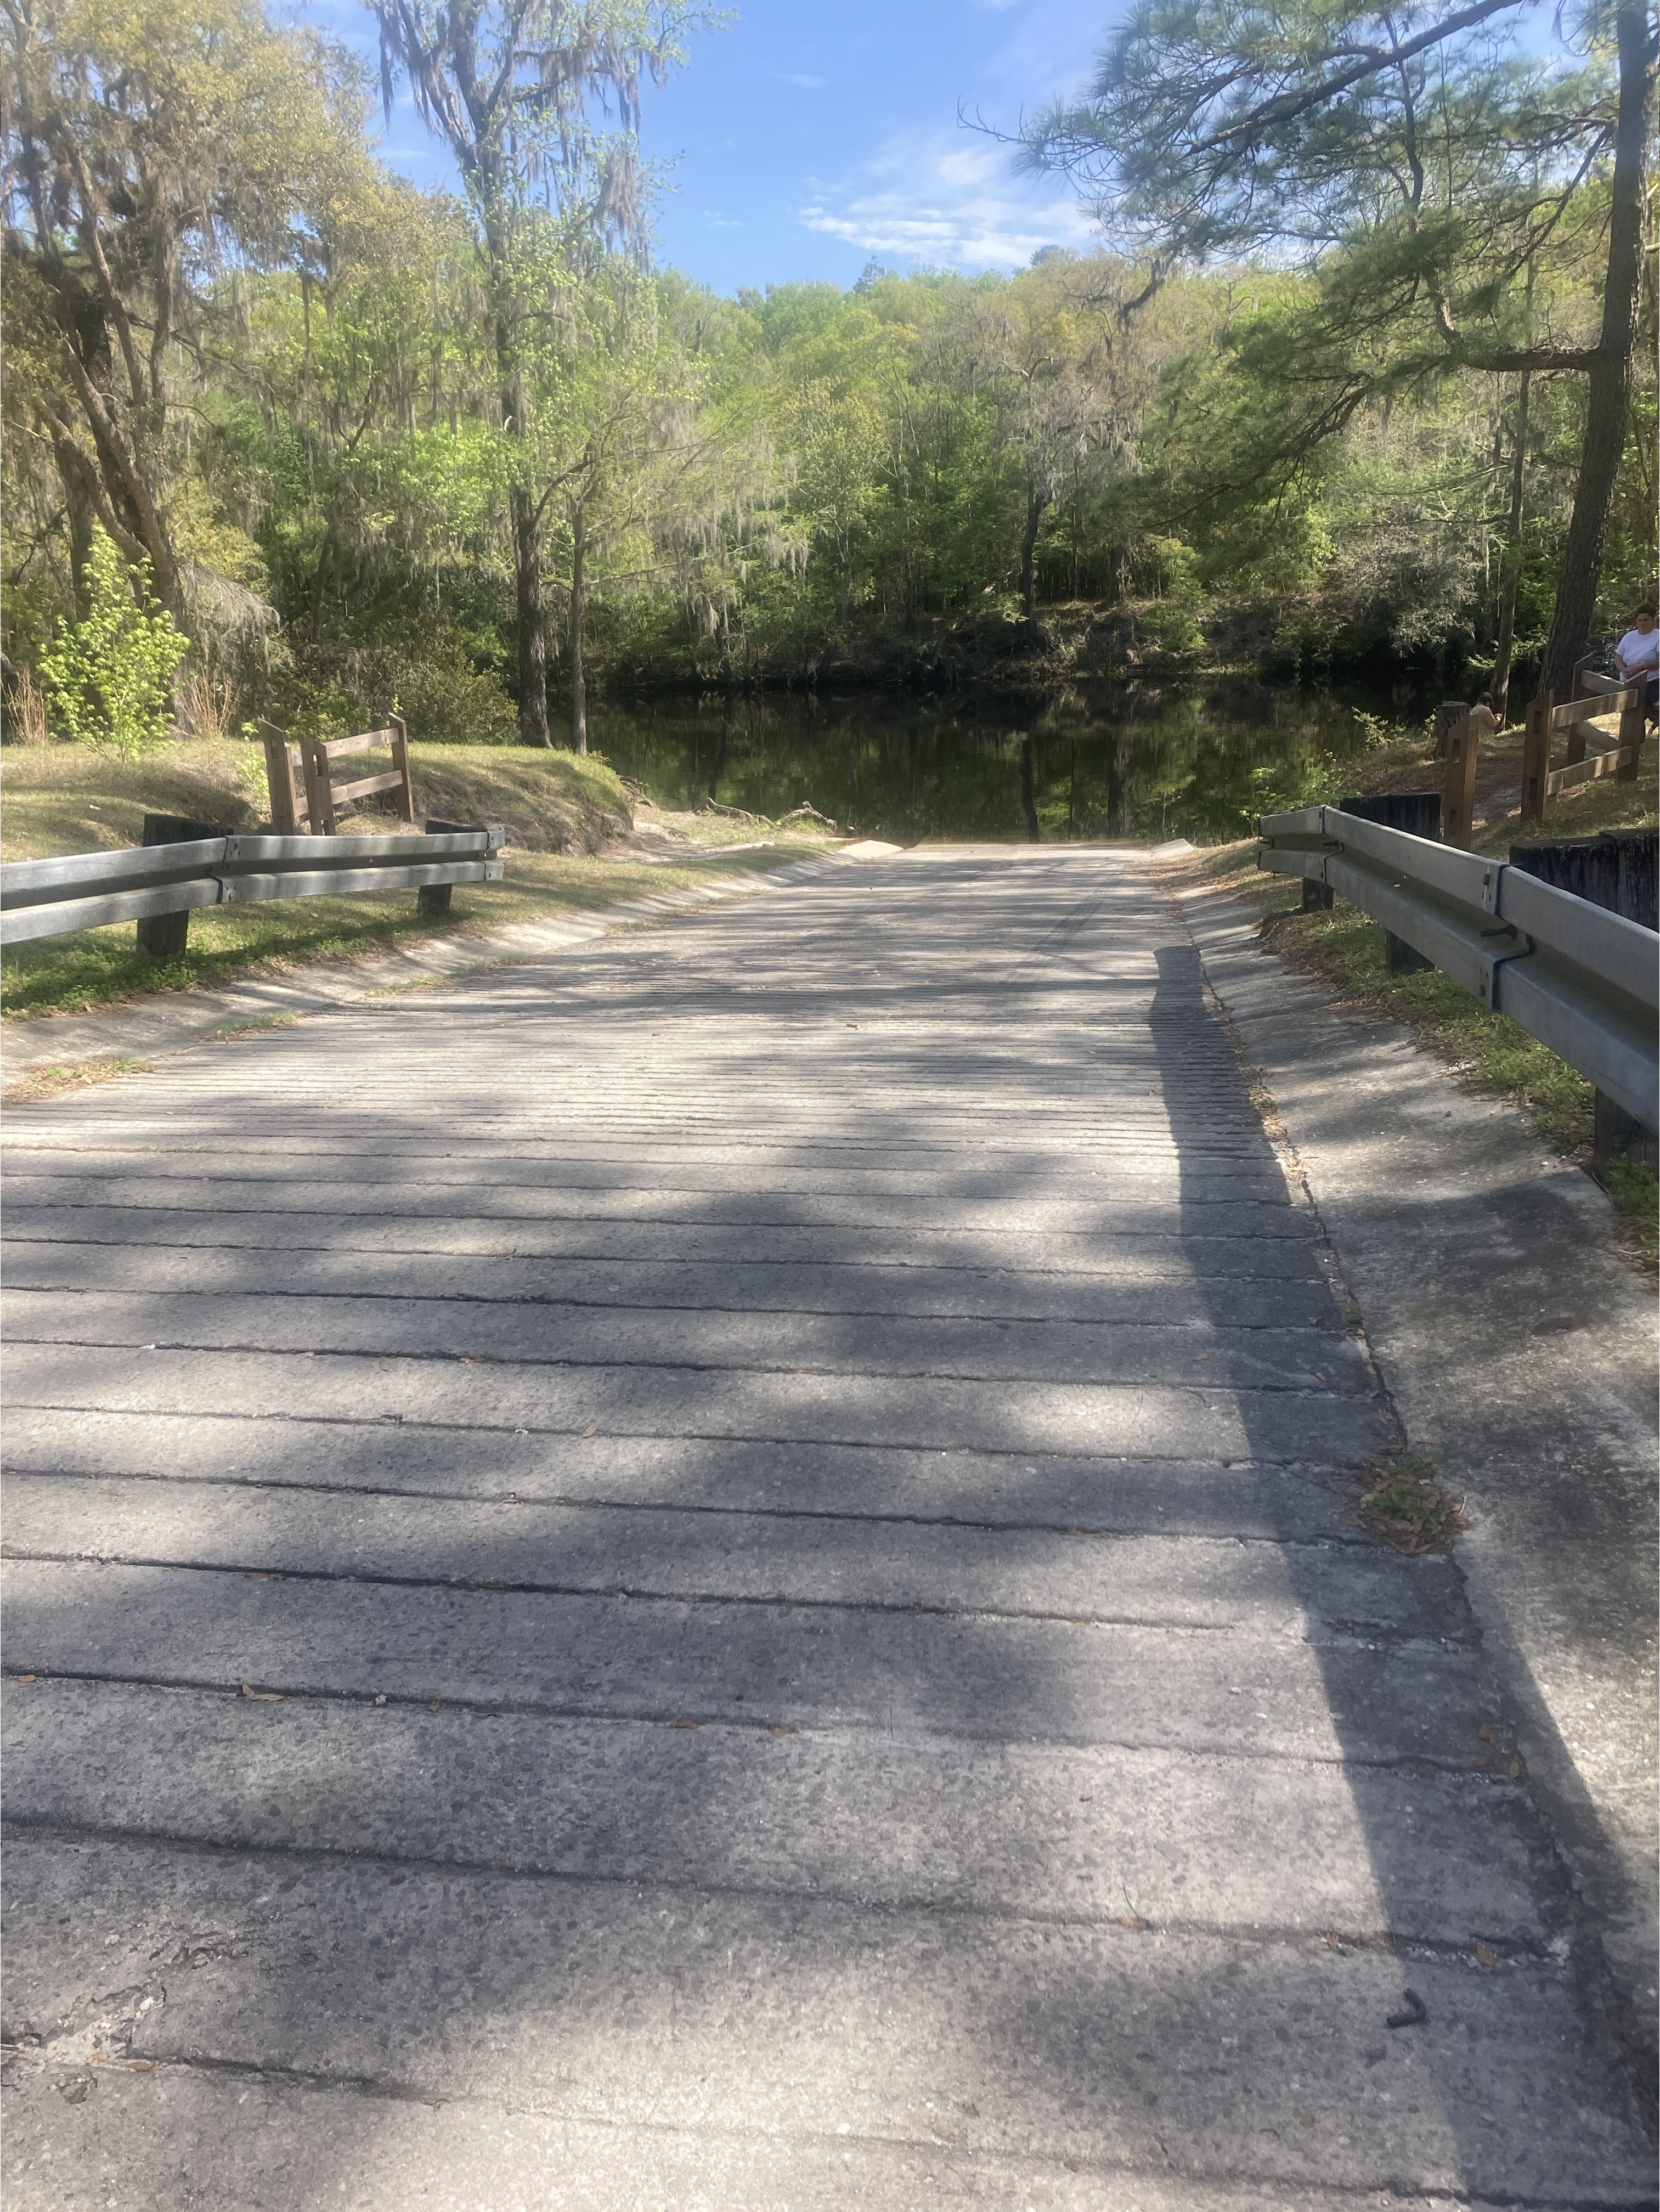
[2,843,1653,2207]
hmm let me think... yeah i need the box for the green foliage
[37,529,189,759]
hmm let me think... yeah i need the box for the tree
[971,261,1146,620]
[787,381,885,623]
[518,253,701,749]
[1019,0,1656,690]
[2,0,370,628]
[369,0,717,745]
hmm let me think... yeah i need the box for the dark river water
[588,678,1432,846]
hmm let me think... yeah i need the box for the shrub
[38,527,188,759]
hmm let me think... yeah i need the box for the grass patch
[2,1055,152,1105]
[201,1013,301,1041]
[1356,1454,1470,1554]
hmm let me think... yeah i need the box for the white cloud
[797,127,1097,272]
[775,71,828,88]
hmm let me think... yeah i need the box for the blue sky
[298,1,1111,294]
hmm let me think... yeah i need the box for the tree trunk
[494,227,548,750]
[1020,485,1045,620]
[838,529,853,624]
[48,432,99,620]
[569,506,588,757]
[513,484,550,748]
[1490,370,1531,715]
[1538,4,1650,701]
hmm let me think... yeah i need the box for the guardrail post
[419,818,461,913]
[1300,878,1333,912]
[1520,692,1552,823]
[1441,712,1481,850]
[415,819,507,913]
[135,814,227,958]
[1386,931,1432,976]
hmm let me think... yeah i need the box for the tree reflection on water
[591,680,1433,845]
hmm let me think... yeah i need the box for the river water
[589,678,1432,846]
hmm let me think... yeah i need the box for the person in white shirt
[1613,603,1658,717]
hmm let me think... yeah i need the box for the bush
[268,626,517,747]
[37,527,188,759]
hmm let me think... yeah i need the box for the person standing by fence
[1613,603,1658,720]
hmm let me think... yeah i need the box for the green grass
[1602,1159,1660,1272]
[1356,1455,1470,1554]
[1,737,835,1020]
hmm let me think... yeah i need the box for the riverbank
[600,591,1521,703]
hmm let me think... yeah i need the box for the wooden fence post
[259,720,305,834]
[1615,681,1647,783]
[1431,699,1469,758]
[1520,692,1552,823]
[300,736,337,836]
[389,714,416,823]
[1441,712,1481,849]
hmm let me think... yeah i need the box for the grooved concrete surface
[2,845,1652,2208]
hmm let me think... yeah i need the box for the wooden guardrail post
[1441,712,1481,849]
[420,817,461,913]
[1520,691,1552,823]
[134,813,229,958]
[1336,792,1440,970]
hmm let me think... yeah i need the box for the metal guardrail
[1258,805,1659,1130]
[0,828,506,949]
